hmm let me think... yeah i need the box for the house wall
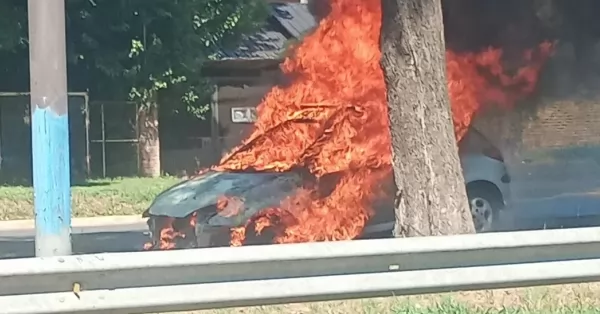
[521,99,600,149]
[212,67,282,153]
[474,97,600,157]
[217,84,273,152]
[160,67,281,175]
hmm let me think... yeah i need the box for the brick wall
[521,99,600,148]
[474,97,600,157]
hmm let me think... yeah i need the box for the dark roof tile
[211,25,288,60]
[211,3,317,61]
[271,3,317,38]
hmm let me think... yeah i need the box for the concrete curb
[0,215,146,232]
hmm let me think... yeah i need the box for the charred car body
[143,128,511,249]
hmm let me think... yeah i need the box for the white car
[459,128,512,232]
[143,128,511,249]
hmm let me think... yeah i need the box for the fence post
[27,0,72,256]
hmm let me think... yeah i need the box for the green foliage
[66,0,269,116]
[0,0,268,115]
[0,1,26,52]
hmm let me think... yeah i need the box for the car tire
[466,184,504,233]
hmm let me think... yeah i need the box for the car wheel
[466,184,503,233]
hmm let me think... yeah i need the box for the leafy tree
[0,0,268,177]
[0,0,26,52]
[0,1,28,92]
[66,0,269,176]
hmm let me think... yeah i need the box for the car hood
[144,170,303,227]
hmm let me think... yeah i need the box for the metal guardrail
[1,227,600,314]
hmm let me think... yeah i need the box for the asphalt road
[496,193,600,231]
[0,227,148,259]
[2,188,600,259]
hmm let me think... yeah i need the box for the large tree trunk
[380,0,474,237]
[138,97,161,178]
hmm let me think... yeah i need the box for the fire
[216,195,245,217]
[144,214,197,250]
[211,0,553,245]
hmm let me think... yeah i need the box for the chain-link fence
[89,100,222,178]
[89,101,139,178]
[0,93,255,181]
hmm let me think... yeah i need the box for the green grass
[0,177,181,220]
[172,283,600,314]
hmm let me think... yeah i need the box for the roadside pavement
[0,215,148,259]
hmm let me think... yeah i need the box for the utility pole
[27,0,72,256]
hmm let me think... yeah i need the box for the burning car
[143,127,511,250]
[139,0,556,250]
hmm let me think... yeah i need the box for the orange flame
[216,195,245,218]
[143,214,197,250]
[210,0,553,245]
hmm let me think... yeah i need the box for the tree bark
[138,97,161,178]
[380,0,475,237]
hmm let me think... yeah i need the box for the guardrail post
[27,0,72,256]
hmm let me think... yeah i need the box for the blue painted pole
[27,0,72,256]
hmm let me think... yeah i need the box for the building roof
[210,25,289,61]
[271,3,317,38]
[211,2,317,61]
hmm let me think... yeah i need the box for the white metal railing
[1,227,600,313]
